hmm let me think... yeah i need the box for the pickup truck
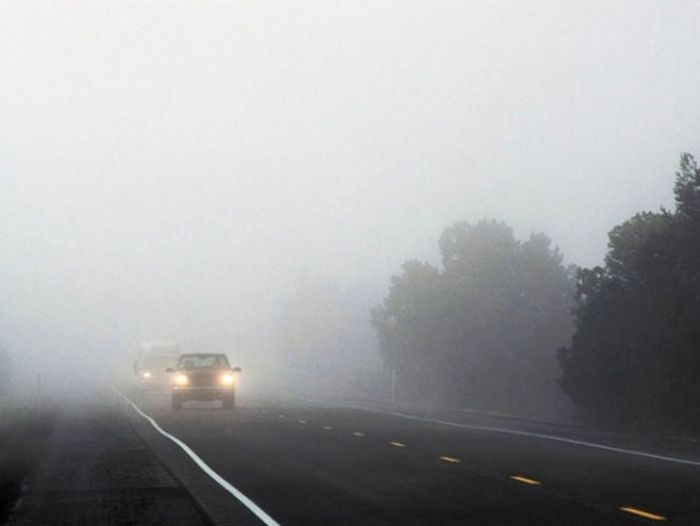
[167,353,241,409]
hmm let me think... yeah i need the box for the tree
[371,260,444,403]
[373,219,575,418]
[559,154,700,431]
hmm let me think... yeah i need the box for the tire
[222,393,235,409]
[172,395,183,410]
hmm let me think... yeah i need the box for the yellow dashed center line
[264,409,668,526]
[510,475,541,486]
[619,507,667,521]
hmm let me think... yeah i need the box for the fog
[2,2,700,400]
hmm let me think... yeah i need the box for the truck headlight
[142,371,152,379]
[220,373,235,386]
[174,373,189,386]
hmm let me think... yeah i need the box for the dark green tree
[559,154,700,431]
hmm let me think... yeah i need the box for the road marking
[297,419,307,424]
[619,507,666,521]
[438,455,461,463]
[321,425,333,430]
[389,441,406,448]
[510,475,541,486]
[117,393,280,526]
[278,414,286,419]
[352,431,366,437]
[361,407,700,468]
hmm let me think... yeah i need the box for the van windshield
[140,357,176,370]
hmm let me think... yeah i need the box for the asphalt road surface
[8,403,210,526]
[123,391,700,526]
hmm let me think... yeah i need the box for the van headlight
[220,373,235,386]
[174,373,189,386]
[142,371,152,379]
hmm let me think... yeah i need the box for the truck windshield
[179,355,229,370]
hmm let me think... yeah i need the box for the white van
[133,341,180,391]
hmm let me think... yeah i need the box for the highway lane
[131,393,700,525]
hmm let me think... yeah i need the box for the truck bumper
[172,387,234,401]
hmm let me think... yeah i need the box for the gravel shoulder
[0,404,54,524]
[5,402,211,526]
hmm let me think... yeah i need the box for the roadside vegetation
[373,154,700,432]
[559,154,700,433]
[372,219,576,419]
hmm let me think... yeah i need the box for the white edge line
[116,392,281,526]
[360,407,700,468]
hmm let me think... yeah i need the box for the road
[8,402,210,526]
[128,392,700,526]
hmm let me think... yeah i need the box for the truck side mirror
[165,367,175,373]
[232,366,242,373]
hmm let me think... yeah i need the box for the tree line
[373,154,700,431]
[559,154,700,432]
[371,220,576,419]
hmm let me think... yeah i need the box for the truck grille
[188,372,218,387]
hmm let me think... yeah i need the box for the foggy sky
[2,1,700,379]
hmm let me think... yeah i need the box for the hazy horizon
[2,1,699,387]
